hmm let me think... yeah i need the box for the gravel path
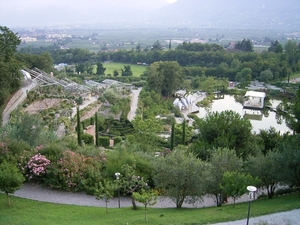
[13,183,300,224]
[213,209,300,225]
[127,87,142,121]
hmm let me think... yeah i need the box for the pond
[195,95,291,134]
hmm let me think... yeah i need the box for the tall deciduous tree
[121,65,133,76]
[244,151,279,199]
[152,40,162,50]
[0,26,21,62]
[235,67,252,84]
[258,127,282,155]
[0,26,22,108]
[268,40,283,53]
[196,110,253,159]
[152,146,210,208]
[259,69,273,82]
[147,61,185,97]
[278,86,300,134]
[277,135,300,195]
[96,62,106,75]
[0,161,25,206]
[235,39,253,52]
[206,148,243,207]
[146,61,164,94]
[284,40,298,69]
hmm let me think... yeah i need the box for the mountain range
[2,0,300,30]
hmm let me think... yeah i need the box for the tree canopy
[0,161,25,206]
[152,147,210,208]
[0,26,22,108]
[235,39,253,52]
[147,61,185,97]
[195,110,253,159]
[206,147,243,206]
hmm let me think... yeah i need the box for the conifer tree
[170,122,175,150]
[182,119,186,145]
[95,112,99,146]
[77,107,82,146]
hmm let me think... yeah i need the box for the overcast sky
[0,0,177,10]
[0,0,178,27]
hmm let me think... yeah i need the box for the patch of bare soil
[84,125,95,144]
[81,104,101,121]
[25,98,62,114]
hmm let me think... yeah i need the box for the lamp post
[246,186,257,225]
[115,172,121,208]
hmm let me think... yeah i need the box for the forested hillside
[19,39,300,83]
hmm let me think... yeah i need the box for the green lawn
[0,193,299,225]
[289,72,300,80]
[103,62,148,77]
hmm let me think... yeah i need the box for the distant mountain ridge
[2,0,300,30]
[154,0,300,29]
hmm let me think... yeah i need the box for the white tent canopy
[245,91,266,98]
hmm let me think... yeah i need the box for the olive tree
[0,161,25,206]
[244,151,279,199]
[220,171,260,207]
[206,147,243,207]
[152,146,211,208]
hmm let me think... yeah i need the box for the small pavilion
[243,91,266,109]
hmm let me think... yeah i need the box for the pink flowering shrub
[45,150,103,193]
[27,153,51,180]
[0,142,9,155]
[57,150,86,191]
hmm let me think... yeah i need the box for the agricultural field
[103,62,148,77]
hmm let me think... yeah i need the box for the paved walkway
[13,183,300,225]
[2,82,36,126]
[127,87,142,121]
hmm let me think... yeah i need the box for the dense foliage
[0,26,22,110]
[152,147,210,208]
[1,26,300,211]
[193,110,254,159]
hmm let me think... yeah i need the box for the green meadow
[0,193,299,225]
[103,62,148,77]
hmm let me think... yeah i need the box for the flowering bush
[0,142,9,163]
[57,150,86,191]
[27,153,51,180]
[44,150,104,193]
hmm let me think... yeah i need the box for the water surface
[196,95,291,134]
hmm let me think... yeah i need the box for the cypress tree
[95,112,99,146]
[77,107,82,146]
[170,122,175,150]
[182,119,186,145]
